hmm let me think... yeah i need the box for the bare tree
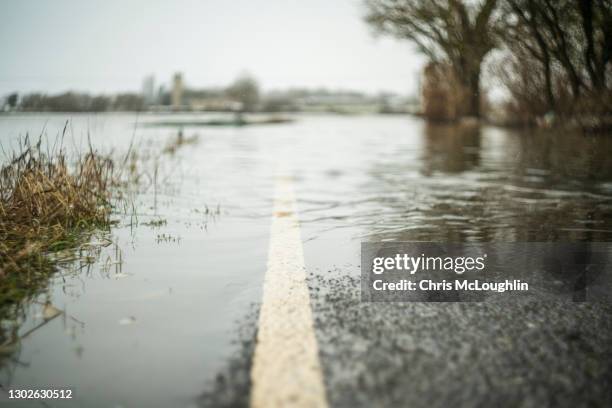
[365,0,499,118]
[500,0,557,111]
[500,0,611,123]
[226,75,260,112]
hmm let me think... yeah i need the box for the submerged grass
[162,131,199,155]
[0,127,205,352]
[0,135,118,312]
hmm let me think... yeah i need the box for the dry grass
[0,136,117,309]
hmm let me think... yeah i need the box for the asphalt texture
[200,263,612,408]
[309,269,612,408]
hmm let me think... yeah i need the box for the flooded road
[1,113,611,407]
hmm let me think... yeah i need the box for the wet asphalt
[195,115,612,408]
[200,264,612,408]
[310,271,612,408]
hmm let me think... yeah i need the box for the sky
[0,0,425,97]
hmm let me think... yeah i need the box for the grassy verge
[0,136,118,314]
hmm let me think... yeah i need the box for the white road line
[250,173,329,408]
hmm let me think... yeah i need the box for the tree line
[9,92,146,112]
[365,0,611,128]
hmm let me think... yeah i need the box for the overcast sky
[0,0,425,96]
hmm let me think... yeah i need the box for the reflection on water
[421,123,481,175]
[0,235,120,386]
[0,113,610,406]
[358,122,612,242]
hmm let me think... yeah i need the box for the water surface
[0,113,611,406]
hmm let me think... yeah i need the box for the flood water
[1,113,611,407]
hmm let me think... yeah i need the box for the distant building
[141,75,156,105]
[168,74,237,111]
[183,89,240,111]
[171,73,184,109]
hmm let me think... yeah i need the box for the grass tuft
[0,136,117,309]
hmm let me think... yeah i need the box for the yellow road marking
[250,173,329,408]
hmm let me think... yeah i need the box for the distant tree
[20,93,45,111]
[21,92,87,112]
[19,92,142,112]
[6,93,18,109]
[158,86,171,105]
[225,76,260,112]
[47,92,84,111]
[89,95,110,112]
[365,0,500,118]
[112,93,144,111]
